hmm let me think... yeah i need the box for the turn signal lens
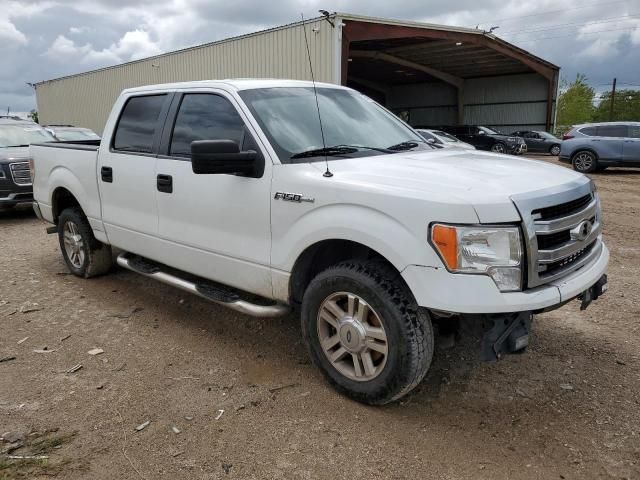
[432,224,458,270]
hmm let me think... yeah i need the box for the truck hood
[311,149,589,222]
[0,146,31,163]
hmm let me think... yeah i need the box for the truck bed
[31,140,103,228]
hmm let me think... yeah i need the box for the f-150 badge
[274,192,315,203]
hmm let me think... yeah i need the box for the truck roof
[122,78,347,95]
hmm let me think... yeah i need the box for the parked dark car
[45,125,101,142]
[510,130,562,155]
[437,125,527,155]
[0,118,55,209]
[559,122,640,172]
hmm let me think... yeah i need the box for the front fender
[271,202,442,273]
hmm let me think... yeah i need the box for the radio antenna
[301,13,332,178]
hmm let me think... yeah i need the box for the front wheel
[58,207,113,278]
[491,143,506,154]
[572,150,597,173]
[301,261,434,405]
[549,144,561,156]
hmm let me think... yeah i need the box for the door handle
[157,174,173,193]
[101,166,113,183]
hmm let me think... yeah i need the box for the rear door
[623,125,640,164]
[98,93,172,255]
[594,124,625,161]
[153,89,273,298]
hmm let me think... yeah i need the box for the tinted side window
[596,125,627,137]
[629,125,640,138]
[579,126,597,136]
[170,94,246,157]
[113,95,166,153]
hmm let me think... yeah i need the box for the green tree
[556,73,595,129]
[592,89,640,122]
[28,109,39,124]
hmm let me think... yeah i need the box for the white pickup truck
[31,79,609,405]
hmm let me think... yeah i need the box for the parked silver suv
[559,122,640,172]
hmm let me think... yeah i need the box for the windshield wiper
[387,141,421,151]
[6,144,30,148]
[290,146,359,159]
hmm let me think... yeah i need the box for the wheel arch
[570,147,599,161]
[288,239,409,306]
[52,186,85,224]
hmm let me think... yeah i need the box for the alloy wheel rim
[551,145,560,156]
[574,153,593,171]
[63,221,85,268]
[492,144,505,153]
[317,292,388,382]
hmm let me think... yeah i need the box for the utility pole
[609,78,617,121]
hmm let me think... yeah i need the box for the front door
[154,90,273,298]
[524,132,544,152]
[98,93,172,257]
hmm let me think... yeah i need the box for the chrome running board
[116,253,290,318]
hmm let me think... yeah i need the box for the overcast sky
[2,0,639,114]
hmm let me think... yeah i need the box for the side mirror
[426,138,436,144]
[477,131,486,135]
[191,140,257,176]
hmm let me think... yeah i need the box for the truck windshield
[0,124,55,148]
[238,87,428,163]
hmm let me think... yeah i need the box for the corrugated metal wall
[388,73,555,132]
[36,18,336,134]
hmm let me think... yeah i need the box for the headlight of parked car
[430,224,523,292]
[506,137,518,143]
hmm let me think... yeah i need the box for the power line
[472,0,631,26]
[499,14,640,36]
[514,25,638,43]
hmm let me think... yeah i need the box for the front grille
[536,230,570,250]
[540,240,596,278]
[9,162,31,186]
[513,184,602,288]
[532,194,591,221]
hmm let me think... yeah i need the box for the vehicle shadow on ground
[76,264,630,417]
[0,206,35,221]
[595,168,640,176]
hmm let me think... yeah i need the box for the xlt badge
[274,192,314,203]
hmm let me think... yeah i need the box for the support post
[609,78,617,121]
[457,86,464,124]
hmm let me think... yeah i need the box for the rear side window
[596,125,627,137]
[170,94,246,157]
[629,125,640,138]
[113,95,166,153]
[579,126,597,136]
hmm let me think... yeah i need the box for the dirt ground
[1,155,639,479]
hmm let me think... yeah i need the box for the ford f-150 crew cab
[31,80,609,405]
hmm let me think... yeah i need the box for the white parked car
[416,129,476,150]
[31,80,608,405]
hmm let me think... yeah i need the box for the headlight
[431,224,523,292]
[507,136,518,143]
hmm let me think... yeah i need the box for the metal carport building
[35,13,559,135]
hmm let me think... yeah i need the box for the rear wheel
[491,143,506,154]
[301,260,434,405]
[549,144,561,156]
[572,150,597,173]
[58,207,112,278]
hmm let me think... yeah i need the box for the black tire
[301,260,434,405]
[572,150,598,173]
[549,144,561,156]
[491,143,507,154]
[58,207,113,278]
